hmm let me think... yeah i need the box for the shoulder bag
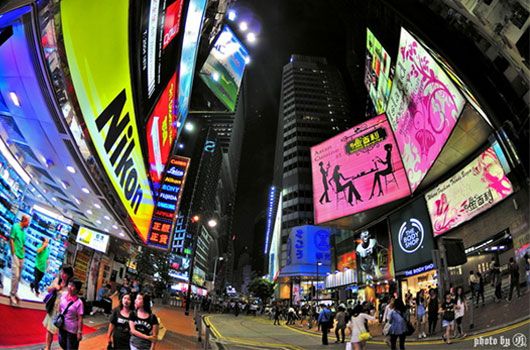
[53,301,75,329]
[44,290,57,314]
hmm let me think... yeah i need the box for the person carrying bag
[53,301,75,329]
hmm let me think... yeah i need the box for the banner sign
[365,28,393,114]
[76,226,110,253]
[386,27,466,191]
[147,155,190,249]
[61,0,154,241]
[425,147,513,236]
[311,114,410,224]
[146,72,178,187]
[389,198,434,272]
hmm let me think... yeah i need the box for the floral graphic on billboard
[386,28,466,191]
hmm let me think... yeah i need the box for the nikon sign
[61,0,154,241]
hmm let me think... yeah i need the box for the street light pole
[212,256,223,294]
[316,261,322,303]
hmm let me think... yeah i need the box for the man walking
[318,304,332,345]
[9,215,29,305]
[468,271,478,305]
[30,237,49,296]
[507,257,521,301]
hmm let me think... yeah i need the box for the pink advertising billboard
[311,114,411,224]
[425,147,513,236]
[386,28,466,191]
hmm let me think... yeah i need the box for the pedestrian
[415,289,427,338]
[107,292,132,350]
[334,306,346,343]
[43,265,74,350]
[129,293,159,350]
[468,271,478,305]
[317,304,332,345]
[58,279,85,350]
[388,298,408,350]
[9,215,30,305]
[287,305,296,325]
[346,304,374,350]
[439,292,456,344]
[92,283,112,316]
[30,237,49,297]
[427,289,439,336]
[454,286,467,338]
[524,253,530,285]
[507,257,521,301]
[234,301,240,317]
[273,305,281,325]
[475,272,485,306]
[382,297,395,346]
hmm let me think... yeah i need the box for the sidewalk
[287,287,529,343]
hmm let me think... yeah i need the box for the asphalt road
[206,314,530,350]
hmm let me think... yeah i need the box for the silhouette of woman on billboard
[329,165,362,206]
[369,143,394,199]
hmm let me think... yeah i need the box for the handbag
[359,331,372,342]
[345,342,353,350]
[383,322,391,336]
[53,301,75,329]
[156,316,167,341]
[44,290,57,314]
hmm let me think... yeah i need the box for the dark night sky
[231,0,350,261]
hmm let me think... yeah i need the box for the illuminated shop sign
[365,28,393,114]
[146,73,178,187]
[337,252,357,271]
[389,198,434,273]
[176,0,207,137]
[163,0,183,49]
[404,262,435,277]
[76,226,110,253]
[354,224,394,282]
[147,155,190,249]
[325,269,358,288]
[61,0,154,241]
[311,114,410,224]
[425,147,513,236]
[386,27,466,191]
[263,186,276,254]
[281,226,331,277]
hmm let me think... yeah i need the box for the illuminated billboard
[337,252,357,271]
[425,147,513,236]
[176,0,207,137]
[199,25,249,111]
[364,28,393,115]
[310,114,410,224]
[61,0,155,241]
[146,73,178,186]
[76,227,110,253]
[386,28,466,191]
[147,155,190,249]
[389,198,434,273]
[354,222,394,282]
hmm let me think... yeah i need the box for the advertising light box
[176,0,207,137]
[311,114,410,224]
[199,25,249,111]
[61,0,154,241]
[337,251,357,271]
[354,223,394,282]
[425,147,513,236]
[147,155,190,250]
[76,226,110,253]
[365,28,393,115]
[146,73,178,187]
[386,28,466,191]
[389,198,434,273]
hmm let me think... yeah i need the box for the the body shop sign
[311,114,410,224]
[425,147,513,236]
[61,0,154,241]
[147,155,190,249]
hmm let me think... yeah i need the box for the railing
[193,304,213,349]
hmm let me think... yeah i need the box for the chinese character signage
[147,155,190,249]
[311,114,410,224]
[386,28,465,191]
[425,147,513,236]
[281,225,331,277]
[76,226,110,254]
[365,28,393,115]
[389,198,434,273]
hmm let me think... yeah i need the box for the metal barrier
[201,315,211,350]
[193,304,213,349]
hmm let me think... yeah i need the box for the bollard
[197,314,202,342]
[204,323,210,350]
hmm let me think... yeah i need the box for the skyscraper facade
[273,55,351,268]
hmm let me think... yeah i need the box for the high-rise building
[273,55,351,269]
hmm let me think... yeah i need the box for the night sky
[231,0,351,261]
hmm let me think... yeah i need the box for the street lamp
[212,256,224,294]
[316,261,322,303]
[207,219,218,228]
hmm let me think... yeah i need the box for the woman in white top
[346,305,375,350]
[454,286,467,338]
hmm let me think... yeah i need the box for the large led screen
[61,0,155,241]
[311,114,410,224]
[386,28,466,191]
[354,223,394,282]
[389,198,434,273]
[146,73,178,187]
[425,147,513,236]
[199,25,249,112]
[364,28,393,115]
[176,0,207,137]
[281,225,331,276]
